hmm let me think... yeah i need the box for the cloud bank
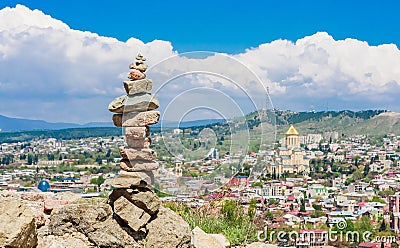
[0,5,399,123]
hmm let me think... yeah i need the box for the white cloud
[0,5,399,123]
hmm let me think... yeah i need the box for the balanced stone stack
[107,54,162,233]
[108,54,160,188]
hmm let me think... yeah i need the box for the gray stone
[88,218,143,248]
[108,93,159,113]
[129,63,148,72]
[192,226,230,248]
[48,203,140,248]
[120,159,159,172]
[124,79,152,95]
[126,137,152,148]
[107,170,154,189]
[146,207,192,248]
[128,189,161,214]
[119,147,157,161]
[125,126,150,138]
[48,204,111,236]
[135,54,146,61]
[113,196,151,232]
[0,199,37,248]
[112,111,160,127]
[37,234,94,248]
[109,188,161,215]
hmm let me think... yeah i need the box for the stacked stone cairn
[107,54,162,235]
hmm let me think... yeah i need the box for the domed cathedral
[285,124,300,149]
[265,124,310,178]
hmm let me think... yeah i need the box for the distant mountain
[0,115,224,132]
[0,115,114,132]
[153,119,225,128]
[256,109,400,137]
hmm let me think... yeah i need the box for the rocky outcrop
[44,200,190,248]
[146,207,192,248]
[0,199,38,248]
[48,203,142,247]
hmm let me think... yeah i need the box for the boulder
[0,199,37,248]
[48,203,140,248]
[192,226,230,248]
[125,126,150,138]
[113,196,151,231]
[108,93,159,113]
[120,159,159,172]
[146,207,192,248]
[128,69,146,80]
[109,188,161,215]
[126,137,152,148]
[53,191,82,202]
[124,79,152,95]
[88,218,143,248]
[48,203,111,236]
[107,170,154,188]
[44,199,69,212]
[112,111,160,127]
[37,234,94,248]
[119,147,157,161]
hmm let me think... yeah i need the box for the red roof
[358,243,378,248]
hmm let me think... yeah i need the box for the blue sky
[0,1,399,123]
[1,0,398,53]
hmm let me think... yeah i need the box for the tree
[300,198,306,212]
[248,199,257,219]
[379,219,387,232]
[90,176,105,187]
[106,149,111,158]
[311,210,325,218]
[27,153,33,165]
[95,157,102,165]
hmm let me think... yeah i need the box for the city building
[265,125,310,177]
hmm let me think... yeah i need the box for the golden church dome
[285,124,299,136]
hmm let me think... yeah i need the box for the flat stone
[109,188,161,215]
[107,170,154,189]
[108,93,159,113]
[125,137,151,148]
[123,79,152,95]
[129,63,148,72]
[113,196,151,232]
[120,159,159,172]
[112,111,160,127]
[119,147,157,160]
[128,69,146,80]
[124,126,150,138]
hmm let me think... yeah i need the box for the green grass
[164,200,258,245]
